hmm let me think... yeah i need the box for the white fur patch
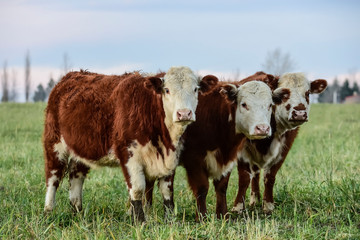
[205,149,237,180]
[69,172,85,210]
[235,81,273,138]
[240,135,285,170]
[159,178,172,201]
[126,156,146,200]
[44,170,58,212]
[263,201,275,212]
[54,136,119,168]
[231,202,244,213]
[126,139,182,200]
[249,191,257,206]
[127,139,181,179]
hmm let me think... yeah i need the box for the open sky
[1,0,360,101]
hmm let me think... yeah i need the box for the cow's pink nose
[291,110,307,121]
[254,124,270,136]
[177,109,193,121]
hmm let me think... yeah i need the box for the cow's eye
[194,87,198,93]
[165,88,170,94]
[241,103,248,109]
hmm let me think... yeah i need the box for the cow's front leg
[124,158,146,223]
[232,160,251,213]
[159,173,175,219]
[213,173,230,219]
[144,178,155,209]
[262,160,284,214]
[187,169,209,221]
[249,165,261,208]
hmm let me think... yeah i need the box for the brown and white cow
[232,72,327,214]
[43,66,218,223]
[149,80,290,221]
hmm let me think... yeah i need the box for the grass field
[0,103,359,239]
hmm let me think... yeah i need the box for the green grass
[0,103,359,239]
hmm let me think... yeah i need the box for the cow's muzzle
[290,110,308,122]
[176,109,194,122]
[253,124,271,136]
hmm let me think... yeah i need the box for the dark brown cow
[232,72,327,214]
[43,66,218,223]
[149,80,290,221]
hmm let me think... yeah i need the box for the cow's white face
[144,67,218,128]
[275,73,327,130]
[221,81,290,140]
[162,66,200,124]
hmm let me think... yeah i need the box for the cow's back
[45,71,131,160]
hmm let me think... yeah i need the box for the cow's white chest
[127,139,181,179]
[205,149,237,180]
[241,136,285,170]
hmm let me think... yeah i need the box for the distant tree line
[318,79,359,103]
[1,52,70,103]
[33,77,56,102]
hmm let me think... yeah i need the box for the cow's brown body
[179,82,246,220]
[43,67,217,223]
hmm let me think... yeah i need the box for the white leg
[126,158,146,201]
[231,202,244,213]
[69,172,85,211]
[159,177,172,201]
[44,171,59,212]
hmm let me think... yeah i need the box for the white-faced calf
[232,72,327,214]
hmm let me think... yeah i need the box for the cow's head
[144,66,218,125]
[275,73,327,129]
[220,81,290,139]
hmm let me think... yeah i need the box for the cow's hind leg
[68,159,90,212]
[44,139,68,212]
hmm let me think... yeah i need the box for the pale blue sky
[1,0,360,100]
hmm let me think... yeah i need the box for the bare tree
[63,52,72,75]
[262,48,296,76]
[1,61,9,102]
[25,51,31,102]
[9,69,18,102]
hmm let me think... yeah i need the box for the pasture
[0,103,359,239]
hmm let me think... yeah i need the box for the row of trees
[1,52,31,102]
[1,49,359,103]
[318,79,359,103]
[1,52,70,102]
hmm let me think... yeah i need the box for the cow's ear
[310,79,327,94]
[199,75,218,94]
[220,84,238,104]
[144,77,163,94]
[273,87,291,105]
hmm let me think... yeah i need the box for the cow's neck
[275,119,297,138]
[164,116,187,146]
